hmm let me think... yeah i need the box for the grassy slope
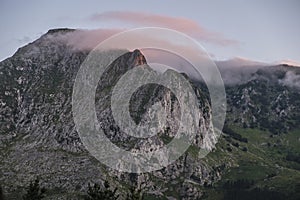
[201,126,300,199]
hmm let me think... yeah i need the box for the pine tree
[84,180,119,200]
[0,185,4,200]
[126,186,142,200]
[22,178,46,200]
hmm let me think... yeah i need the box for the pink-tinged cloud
[62,29,123,50]
[277,59,300,67]
[90,11,239,46]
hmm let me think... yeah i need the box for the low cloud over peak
[216,57,269,68]
[276,59,300,67]
[89,11,239,46]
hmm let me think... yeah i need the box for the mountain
[0,29,216,199]
[0,28,299,200]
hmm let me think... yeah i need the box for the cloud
[44,28,277,86]
[89,11,239,46]
[276,59,300,67]
[60,29,123,50]
[215,58,269,85]
[279,71,300,88]
[46,28,218,82]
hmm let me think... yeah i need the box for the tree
[126,186,143,200]
[0,185,4,200]
[22,178,46,200]
[85,180,119,200]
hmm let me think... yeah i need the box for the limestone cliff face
[0,29,217,199]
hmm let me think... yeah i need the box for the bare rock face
[0,29,218,199]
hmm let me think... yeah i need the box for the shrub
[22,178,46,200]
[85,180,119,200]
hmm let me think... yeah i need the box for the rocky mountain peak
[46,28,76,35]
[131,49,147,66]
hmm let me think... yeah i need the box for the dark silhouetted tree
[0,185,4,200]
[22,178,46,200]
[85,180,119,200]
[126,186,143,200]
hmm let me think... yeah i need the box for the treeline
[286,151,300,164]
[223,187,286,200]
[85,181,142,200]
[0,179,47,200]
[0,179,142,200]
[222,125,248,143]
[222,179,254,190]
[221,179,287,200]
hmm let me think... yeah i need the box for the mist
[279,71,300,89]
[36,29,299,87]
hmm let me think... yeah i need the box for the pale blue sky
[1,0,299,64]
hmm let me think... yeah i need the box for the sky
[1,0,300,65]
